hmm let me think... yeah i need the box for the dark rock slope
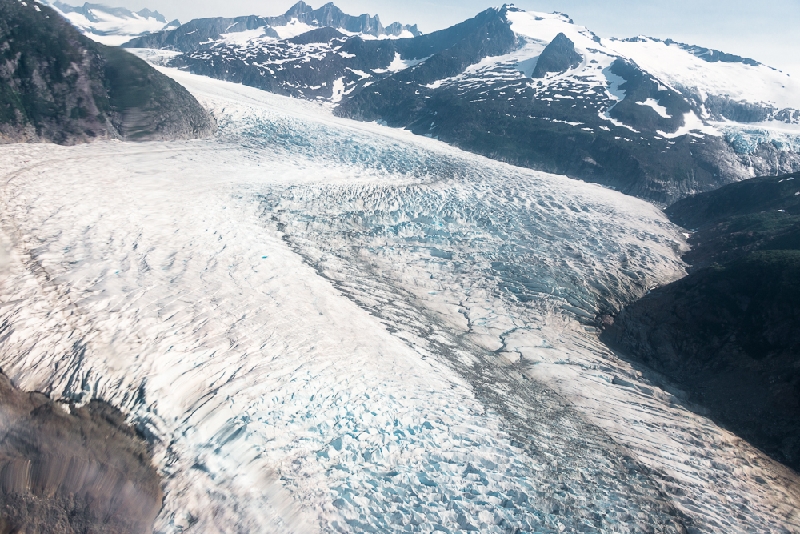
[666,172,800,267]
[0,371,162,534]
[602,172,800,471]
[531,32,581,78]
[0,0,214,144]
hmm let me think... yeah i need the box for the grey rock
[0,371,162,534]
[531,32,582,78]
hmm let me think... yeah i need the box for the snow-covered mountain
[126,3,800,204]
[124,1,420,52]
[42,1,179,46]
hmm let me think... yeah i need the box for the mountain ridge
[124,0,421,53]
[42,0,180,46]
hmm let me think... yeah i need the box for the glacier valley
[0,70,798,533]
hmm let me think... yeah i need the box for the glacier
[0,69,798,533]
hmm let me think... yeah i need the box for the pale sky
[58,0,800,77]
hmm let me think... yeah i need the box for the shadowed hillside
[603,173,800,471]
[0,0,214,144]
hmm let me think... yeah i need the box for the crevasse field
[0,69,798,533]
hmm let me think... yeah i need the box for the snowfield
[1,70,798,533]
[40,1,177,47]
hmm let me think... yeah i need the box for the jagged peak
[273,1,417,38]
[136,8,166,23]
[532,31,582,78]
[285,1,313,14]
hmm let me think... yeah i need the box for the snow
[605,37,800,110]
[42,0,170,46]
[515,56,539,77]
[659,111,720,139]
[637,97,672,118]
[128,48,184,67]
[348,68,371,79]
[330,76,345,103]
[390,29,416,39]
[373,52,429,74]
[270,18,317,40]
[1,61,799,534]
[220,27,273,46]
[506,9,599,52]
[502,7,800,138]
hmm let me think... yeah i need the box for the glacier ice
[721,124,800,154]
[0,69,798,533]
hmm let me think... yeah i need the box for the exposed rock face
[287,26,345,45]
[0,0,214,145]
[531,32,582,78]
[602,173,800,471]
[101,46,215,141]
[0,371,162,533]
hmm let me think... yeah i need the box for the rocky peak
[281,1,391,37]
[136,7,167,23]
[532,32,582,78]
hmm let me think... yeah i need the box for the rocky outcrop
[0,371,162,533]
[0,0,214,145]
[101,46,215,141]
[602,173,800,471]
[288,26,345,45]
[531,33,582,78]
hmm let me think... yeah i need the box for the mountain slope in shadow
[602,172,800,471]
[0,0,214,144]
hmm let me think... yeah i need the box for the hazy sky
[59,0,800,77]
